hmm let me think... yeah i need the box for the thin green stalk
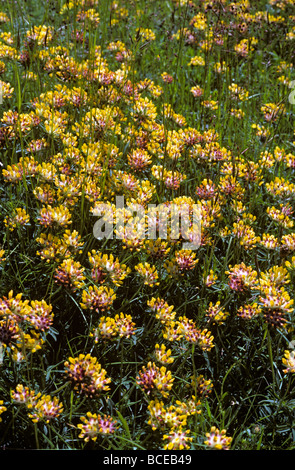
[34,422,40,449]
[267,326,276,390]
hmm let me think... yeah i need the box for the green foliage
[0,0,295,450]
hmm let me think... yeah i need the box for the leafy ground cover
[0,0,295,450]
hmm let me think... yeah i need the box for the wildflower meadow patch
[0,0,295,451]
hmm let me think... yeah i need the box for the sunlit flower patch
[0,0,295,451]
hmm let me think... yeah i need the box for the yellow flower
[206,302,230,325]
[163,428,192,450]
[0,12,10,23]
[16,331,45,354]
[228,83,249,101]
[77,9,100,26]
[201,99,219,110]
[38,204,72,227]
[26,25,54,45]
[136,362,174,398]
[136,28,156,41]
[231,220,260,249]
[0,400,7,422]
[0,80,13,99]
[234,37,257,56]
[80,285,116,312]
[127,148,152,171]
[259,266,290,289]
[191,12,207,30]
[154,344,174,364]
[267,205,294,229]
[91,313,136,341]
[28,395,64,423]
[188,55,205,66]
[77,413,117,442]
[0,249,5,264]
[205,426,232,450]
[261,102,286,121]
[135,262,159,287]
[4,208,30,231]
[64,354,111,396]
[54,258,86,291]
[282,350,295,373]
[88,250,130,286]
[147,298,176,323]
[174,249,198,271]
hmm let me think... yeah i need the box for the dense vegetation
[0,0,295,450]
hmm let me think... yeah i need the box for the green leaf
[116,410,131,440]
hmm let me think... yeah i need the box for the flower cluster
[88,251,131,286]
[0,401,7,422]
[80,285,116,312]
[77,412,118,442]
[162,317,214,351]
[282,349,295,374]
[64,354,111,397]
[11,384,63,424]
[90,312,136,342]
[136,362,175,398]
[1,0,295,452]
[204,426,232,450]
[0,291,53,361]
